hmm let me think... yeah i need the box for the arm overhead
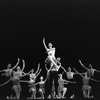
[12,58,20,70]
[79,59,88,70]
[36,68,42,77]
[35,63,40,75]
[22,59,25,72]
[43,37,49,51]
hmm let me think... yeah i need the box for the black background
[0,0,100,99]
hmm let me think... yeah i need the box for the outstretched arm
[35,63,40,75]
[43,37,49,51]
[73,68,84,78]
[94,69,100,73]
[65,80,76,84]
[0,69,7,72]
[22,59,25,72]
[12,58,20,70]
[35,82,39,86]
[79,59,88,70]
[89,77,100,82]
[60,65,68,74]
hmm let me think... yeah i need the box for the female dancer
[22,63,42,99]
[73,68,100,98]
[79,59,100,77]
[0,58,20,77]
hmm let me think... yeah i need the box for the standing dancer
[79,59,100,77]
[0,58,20,77]
[45,57,68,99]
[73,68,100,98]
[26,63,42,99]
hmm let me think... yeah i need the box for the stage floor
[0,98,98,100]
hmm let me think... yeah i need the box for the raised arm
[35,63,40,75]
[22,59,25,72]
[73,68,84,78]
[43,37,49,51]
[36,68,42,77]
[79,59,88,70]
[12,58,20,70]
[60,65,68,74]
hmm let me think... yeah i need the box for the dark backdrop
[0,0,100,99]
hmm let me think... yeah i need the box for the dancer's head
[40,76,44,81]
[89,64,93,69]
[7,64,11,69]
[59,74,63,79]
[57,57,61,61]
[68,67,71,71]
[48,43,53,49]
[17,66,21,71]
[84,72,88,77]
[31,69,34,73]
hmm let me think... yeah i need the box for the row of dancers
[0,37,100,99]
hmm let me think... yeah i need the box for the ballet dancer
[73,68,100,98]
[9,59,26,99]
[65,67,78,80]
[43,37,61,71]
[0,58,20,77]
[35,75,48,99]
[79,59,100,77]
[45,56,68,99]
[57,74,76,99]
[25,63,42,99]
